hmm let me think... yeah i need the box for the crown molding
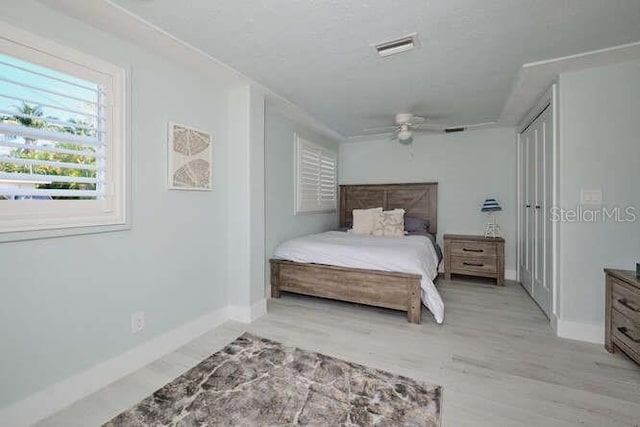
[35,1,639,142]
[499,40,640,126]
[35,0,343,142]
[265,95,345,142]
[36,0,247,85]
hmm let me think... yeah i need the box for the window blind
[0,53,105,200]
[296,136,337,214]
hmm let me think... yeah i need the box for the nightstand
[443,234,505,285]
[604,269,640,366]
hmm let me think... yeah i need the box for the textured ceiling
[112,0,640,137]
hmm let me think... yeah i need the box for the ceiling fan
[365,113,467,144]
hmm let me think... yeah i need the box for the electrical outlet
[131,311,145,334]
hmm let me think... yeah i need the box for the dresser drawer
[612,309,640,356]
[450,241,497,259]
[450,256,497,275]
[611,278,640,323]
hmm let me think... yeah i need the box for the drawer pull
[618,298,639,312]
[463,262,484,267]
[617,327,640,343]
[462,248,484,253]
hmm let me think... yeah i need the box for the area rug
[104,333,442,426]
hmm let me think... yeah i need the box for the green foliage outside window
[0,102,97,199]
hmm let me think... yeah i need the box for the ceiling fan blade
[455,121,496,130]
[413,124,446,131]
[413,128,444,134]
[444,126,466,133]
[364,125,398,132]
[411,126,446,133]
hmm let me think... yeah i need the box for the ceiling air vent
[374,33,419,57]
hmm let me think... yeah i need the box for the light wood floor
[38,278,640,426]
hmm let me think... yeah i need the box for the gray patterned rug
[104,333,442,426]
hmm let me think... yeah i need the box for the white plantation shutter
[296,136,337,214]
[0,25,126,234]
[0,61,106,199]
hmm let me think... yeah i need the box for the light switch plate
[581,189,602,205]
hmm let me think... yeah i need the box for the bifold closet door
[519,104,552,318]
[519,125,533,294]
[532,106,552,316]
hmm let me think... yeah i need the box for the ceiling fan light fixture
[395,113,416,124]
[398,129,412,141]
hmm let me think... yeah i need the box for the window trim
[0,23,129,241]
[294,133,337,215]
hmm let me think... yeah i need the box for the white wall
[264,103,341,287]
[249,88,267,307]
[226,85,267,317]
[0,0,262,411]
[556,59,640,337]
[340,127,517,275]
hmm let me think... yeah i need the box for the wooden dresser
[444,234,505,285]
[605,269,640,365]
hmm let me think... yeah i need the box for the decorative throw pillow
[372,209,406,237]
[351,207,383,235]
[404,216,430,234]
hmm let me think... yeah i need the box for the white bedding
[272,231,444,323]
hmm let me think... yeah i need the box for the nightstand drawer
[450,256,497,275]
[450,241,497,258]
[611,278,640,323]
[612,309,640,356]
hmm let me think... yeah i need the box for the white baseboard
[0,306,229,427]
[1,299,270,426]
[555,318,604,344]
[550,312,559,334]
[228,299,267,323]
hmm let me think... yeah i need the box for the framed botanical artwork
[167,122,213,191]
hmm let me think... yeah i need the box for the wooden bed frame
[270,182,438,324]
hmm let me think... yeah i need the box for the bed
[270,183,442,324]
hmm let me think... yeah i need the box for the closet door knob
[535,205,541,209]
[525,204,531,208]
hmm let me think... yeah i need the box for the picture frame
[167,122,213,191]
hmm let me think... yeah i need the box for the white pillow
[351,207,383,235]
[372,209,405,237]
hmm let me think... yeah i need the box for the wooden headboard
[339,183,438,234]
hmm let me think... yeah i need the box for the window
[295,135,337,214]
[0,26,126,234]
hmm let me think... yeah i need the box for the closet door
[526,124,537,293]
[532,106,552,316]
[519,104,552,318]
[518,129,531,293]
[519,86,555,320]
[519,125,533,294]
